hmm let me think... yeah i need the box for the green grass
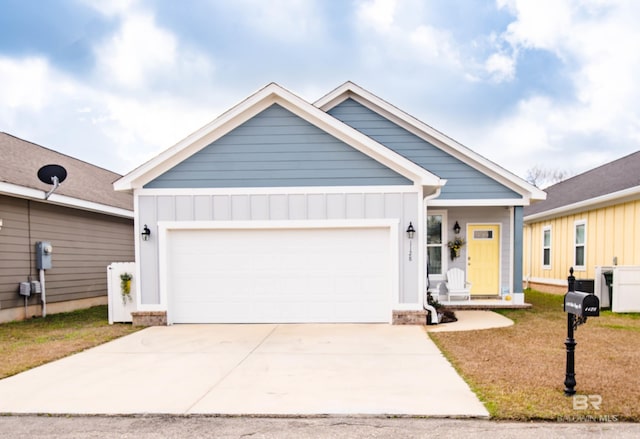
[0,306,142,379]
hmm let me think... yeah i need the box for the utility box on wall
[35,241,53,270]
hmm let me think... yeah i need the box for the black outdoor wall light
[141,224,151,241]
[406,222,416,239]
[406,222,415,261]
[453,221,461,234]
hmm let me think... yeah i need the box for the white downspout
[509,206,514,294]
[39,269,47,317]
[422,186,442,324]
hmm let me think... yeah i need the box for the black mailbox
[564,291,599,317]
[564,268,600,397]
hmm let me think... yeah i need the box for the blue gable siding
[145,104,411,188]
[328,99,520,199]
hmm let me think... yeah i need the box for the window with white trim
[574,220,586,270]
[426,211,446,276]
[542,226,551,269]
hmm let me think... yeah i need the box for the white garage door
[166,226,392,323]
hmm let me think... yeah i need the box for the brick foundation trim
[131,311,167,326]
[392,310,429,325]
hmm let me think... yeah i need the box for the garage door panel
[167,227,392,323]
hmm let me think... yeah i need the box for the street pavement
[0,415,637,438]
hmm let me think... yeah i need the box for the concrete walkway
[0,324,488,417]
[426,310,514,332]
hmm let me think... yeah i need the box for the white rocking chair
[440,268,472,301]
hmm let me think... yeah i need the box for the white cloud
[94,12,177,88]
[98,94,213,171]
[476,96,556,167]
[3,0,639,181]
[0,2,221,174]
[355,0,462,70]
[409,24,460,66]
[357,0,398,32]
[225,0,326,42]
[77,0,137,17]
[474,0,640,175]
[484,52,515,82]
[0,57,53,111]
[499,0,573,55]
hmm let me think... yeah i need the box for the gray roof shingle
[0,132,132,211]
[524,150,640,217]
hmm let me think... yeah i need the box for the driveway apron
[0,324,488,417]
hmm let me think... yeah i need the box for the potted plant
[120,272,133,305]
[426,292,457,324]
[447,236,466,261]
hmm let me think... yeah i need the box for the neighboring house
[0,133,134,323]
[523,151,640,293]
[114,82,545,324]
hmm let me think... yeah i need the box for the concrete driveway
[0,324,488,417]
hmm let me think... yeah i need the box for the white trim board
[0,182,133,218]
[136,185,423,197]
[115,83,443,191]
[429,198,530,207]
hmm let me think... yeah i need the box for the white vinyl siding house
[115,82,545,324]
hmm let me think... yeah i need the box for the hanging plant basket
[447,236,466,261]
[120,272,133,305]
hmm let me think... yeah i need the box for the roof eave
[0,181,134,218]
[115,83,444,191]
[315,81,547,202]
[524,185,640,223]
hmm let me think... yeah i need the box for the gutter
[0,182,134,219]
[524,185,640,223]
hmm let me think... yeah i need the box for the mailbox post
[563,267,599,396]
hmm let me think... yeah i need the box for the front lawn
[0,306,141,379]
[429,289,640,421]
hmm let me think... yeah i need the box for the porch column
[513,206,524,293]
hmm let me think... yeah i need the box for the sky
[1,0,639,182]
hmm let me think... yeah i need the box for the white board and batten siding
[137,189,420,321]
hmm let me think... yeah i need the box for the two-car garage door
[165,225,394,323]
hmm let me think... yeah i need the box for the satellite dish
[37,164,67,199]
[38,164,67,185]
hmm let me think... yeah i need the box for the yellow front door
[467,224,500,296]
